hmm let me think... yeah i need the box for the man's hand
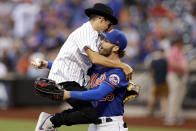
[31,58,48,69]
[120,63,133,80]
[63,90,71,100]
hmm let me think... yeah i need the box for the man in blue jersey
[34,29,139,131]
[62,29,130,131]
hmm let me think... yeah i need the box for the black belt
[95,118,113,124]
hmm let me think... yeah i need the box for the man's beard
[100,46,113,57]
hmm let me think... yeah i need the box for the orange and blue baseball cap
[101,29,127,50]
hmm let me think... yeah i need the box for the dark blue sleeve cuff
[47,61,53,69]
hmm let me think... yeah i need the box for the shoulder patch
[109,74,120,85]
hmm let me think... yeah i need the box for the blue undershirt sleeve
[70,82,114,101]
[47,61,53,69]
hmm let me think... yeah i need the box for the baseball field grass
[0,119,195,131]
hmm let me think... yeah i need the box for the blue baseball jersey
[88,65,129,117]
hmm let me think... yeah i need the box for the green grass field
[0,119,195,131]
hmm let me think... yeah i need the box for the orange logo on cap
[116,41,120,44]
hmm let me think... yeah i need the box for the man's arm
[84,46,133,80]
[63,82,114,101]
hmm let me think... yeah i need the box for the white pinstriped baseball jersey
[48,21,100,86]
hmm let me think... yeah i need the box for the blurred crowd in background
[0,0,196,78]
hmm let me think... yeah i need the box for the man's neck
[108,54,120,62]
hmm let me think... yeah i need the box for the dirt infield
[0,107,196,129]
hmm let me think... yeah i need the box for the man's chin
[103,28,110,33]
[104,27,112,33]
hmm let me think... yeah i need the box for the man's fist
[121,63,133,80]
[31,58,48,69]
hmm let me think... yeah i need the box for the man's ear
[113,46,120,52]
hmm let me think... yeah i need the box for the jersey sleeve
[103,69,129,89]
[75,29,99,56]
[70,83,114,101]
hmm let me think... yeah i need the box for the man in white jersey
[33,3,132,131]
